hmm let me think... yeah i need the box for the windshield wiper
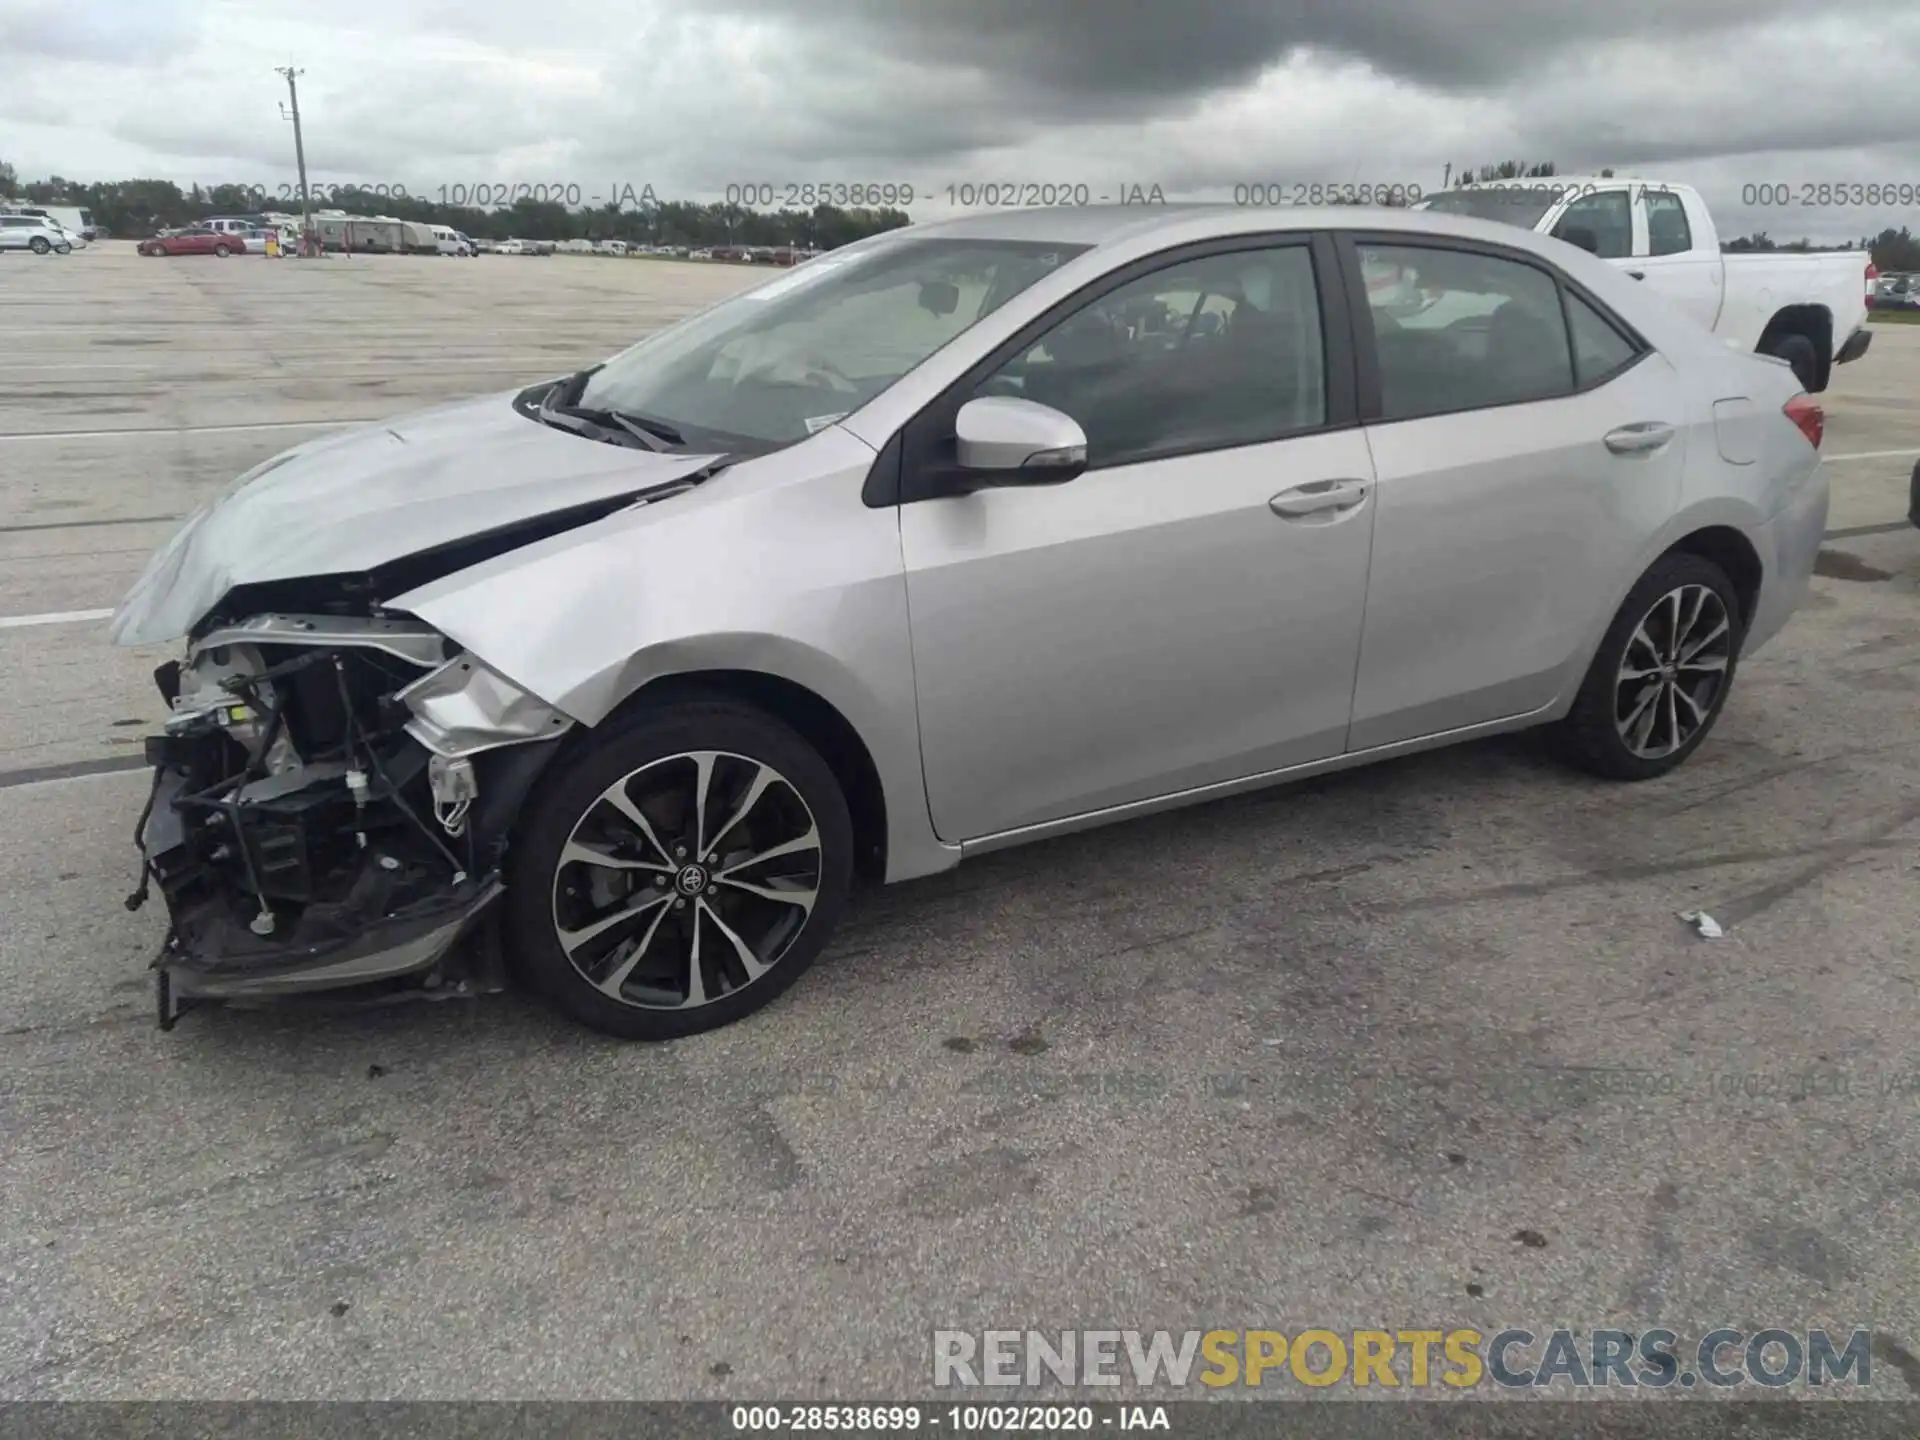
[560,405,685,451]
[535,368,686,452]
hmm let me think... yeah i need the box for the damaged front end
[131,611,573,1025]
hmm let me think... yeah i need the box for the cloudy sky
[5,0,1920,239]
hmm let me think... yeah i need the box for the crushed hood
[110,391,726,647]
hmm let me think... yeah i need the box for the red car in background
[138,227,240,257]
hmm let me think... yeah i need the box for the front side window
[577,237,1085,454]
[1361,244,1574,420]
[972,245,1327,468]
[1552,191,1633,259]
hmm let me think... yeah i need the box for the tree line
[0,166,909,249]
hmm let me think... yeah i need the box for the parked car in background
[138,227,240,257]
[239,229,274,255]
[1,203,97,240]
[689,248,712,260]
[430,226,473,256]
[469,237,499,254]
[0,214,75,253]
[595,239,629,256]
[1873,274,1920,310]
[496,239,526,254]
[1419,177,1873,392]
[111,204,1830,1040]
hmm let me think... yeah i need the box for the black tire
[29,237,50,255]
[1554,551,1745,781]
[505,698,854,1040]
[1764,332,1819,392]
[213,243,231,257]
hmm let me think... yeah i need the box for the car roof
[899,202,1585,256]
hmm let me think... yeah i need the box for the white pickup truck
[1418,177,1874,393]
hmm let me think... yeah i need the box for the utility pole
[275,66,313,253]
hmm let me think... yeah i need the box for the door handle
[1269,479,1370,518]
[1604,421,1675,455]
[1627,270,1646,280]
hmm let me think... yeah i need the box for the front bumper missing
[157,875,502,1003]
[138,738,504,1025]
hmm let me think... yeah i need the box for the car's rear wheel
[1764,332,1819,392]
[213,243,231,257]
[29,237,50,255]
[1554,552,1744,780]
[505,698,854,1039]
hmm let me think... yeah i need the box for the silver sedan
[112,204,1829,1039]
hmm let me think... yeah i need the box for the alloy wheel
[1614,584,1732,760]
[549,750,822,1010]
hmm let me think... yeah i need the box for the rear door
[1339,234,1689,750]
[899,234,1381,841]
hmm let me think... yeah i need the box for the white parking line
[0,608,115,629]
[1827,448,1920,462]
[0,418,377,443]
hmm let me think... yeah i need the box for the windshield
[1419,187,1561,230]
[575,237,1088,454]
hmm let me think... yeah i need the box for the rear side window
[1360,244,1574,420]
[1644,190,1692,256]
[1565,291,1641,384]
[1552,191,1633,259]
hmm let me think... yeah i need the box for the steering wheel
[800,353,859,393]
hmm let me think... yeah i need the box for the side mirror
[951,397,1088,488]
[919,280,960,316]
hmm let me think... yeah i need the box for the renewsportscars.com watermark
[932,1328,1875,1390]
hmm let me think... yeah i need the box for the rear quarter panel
[1552,350,1821,698]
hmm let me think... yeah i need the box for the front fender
[389,428,960,883]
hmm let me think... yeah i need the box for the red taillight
[1784,393,1824,449]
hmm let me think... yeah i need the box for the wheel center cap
[675,864,710,897]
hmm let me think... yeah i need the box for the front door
[899,238,1380,843]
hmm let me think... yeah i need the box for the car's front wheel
[506,697,854,1039]
[1555,551,1744,780]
